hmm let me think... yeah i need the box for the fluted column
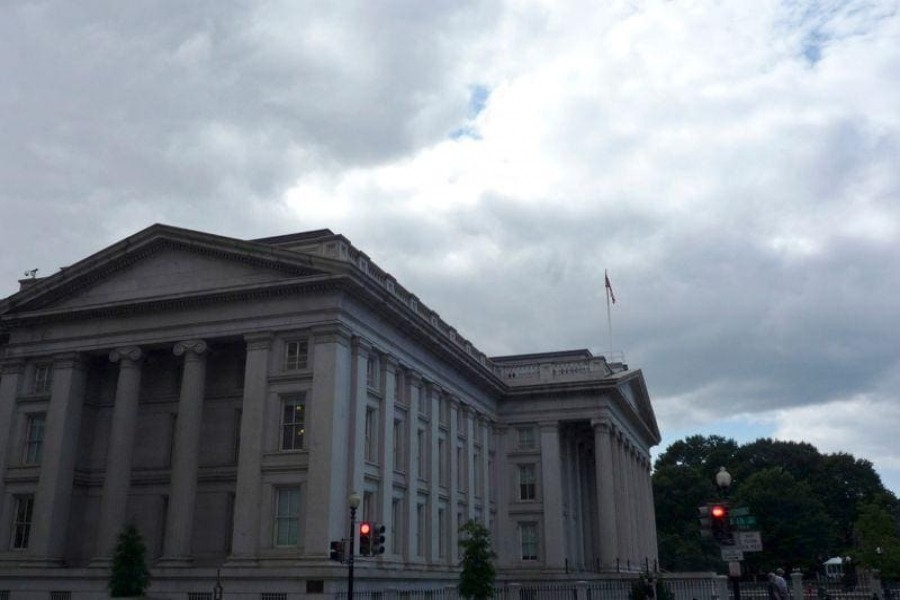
[159,340,208,565]
[405,371,422,562]
[448,396,459,562]
[613,432,629,568]
[378,356,398,558]
[540,421,566,569]
[592,419,618,570]
[93,347,143,563]
[28,353,87,564]
[228,333,272,563]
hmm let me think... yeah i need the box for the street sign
[730,506,751,517]
[721,547,744,561]
[736,531,763,552]
[730,515,758,530]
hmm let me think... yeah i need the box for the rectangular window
[517,426,537,450]
[438,439,447,485]
[393,371,403,402]
[519,464,537,501]
[437,508,446,558]
[23,413,46,465]
[283,340,308,371]
[362,491,374,523]
[391,498,403,554]
[273,487,301,546]
[366,354,380,388]
[457,446,466,490]
[33,364,51,394]
[280,394,305,451]
[473,450,481,496]
[11,495,34,549]
[416,503,426,557]
[417,429,427,480]
[520,522,538,560]
[393,418,405,471]
[365,407,378,462]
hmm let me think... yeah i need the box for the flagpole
[605,269,614,351]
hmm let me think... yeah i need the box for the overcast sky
[2,0,899,494]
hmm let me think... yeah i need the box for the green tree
[458,519,496,600]
[109,524,150,597]
[855,496,900,579]
[734,467,838,574]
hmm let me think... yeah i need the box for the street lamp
[715,468,739,600]
[716,466,732,495]
[348,492,361,600]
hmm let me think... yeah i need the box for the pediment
[2,225,336,315]
[54,246,313,310]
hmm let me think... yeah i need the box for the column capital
[384,354,400,369]
[591,418,613,434]
[311,323,352,346]
[174,339,208,357]
[109,346,143,363]
[243,331,273,350]
[406,370,423,386]
[52,351,86,370]
[538,420,560,432]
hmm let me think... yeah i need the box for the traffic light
[710,503,734,545]
[359,521,373,556]
[698,504,712,538]
[372,523,386,555]
[329,540,345,562]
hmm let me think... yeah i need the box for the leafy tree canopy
[458,519,497,600]
[108,523,151,597]
[653,435,897,575]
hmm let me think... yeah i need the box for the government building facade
[0,225,660,598]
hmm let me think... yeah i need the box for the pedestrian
[769,571,789,600]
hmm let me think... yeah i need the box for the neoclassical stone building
[0,225,660,597]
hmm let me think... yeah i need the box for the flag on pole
[605,270,616,304]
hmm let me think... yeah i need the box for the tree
[855,496,900,580]
[458,519,496,600]
[109,524,150,597]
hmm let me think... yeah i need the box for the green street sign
[730,506,751,517]
[730,515,758,530]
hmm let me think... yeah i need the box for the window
[417,429,427,480]
[283,340,308,371]
[520,522,538,560]
[473,450,481,496]
[23,413,46,465]
[365,407,378,462]
[393,371,403,402]
[457,408,466,435]
[366,354,380,388]
[438,438,447,485]
[391,498,403,554]
[11,494,34,549]
[280,394,305,451]
[33,364,51,394]
[362,491,374,523]
[517,426,537,450]
[274,487,301,546]
[519,464,537,501]
[437,508,446,558]
[457,446,466,490]
[416,503,426,557]
[393,418,405,471]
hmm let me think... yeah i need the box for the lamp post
[348,492,361,600]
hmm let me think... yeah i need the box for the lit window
[33,364,51,394]
[11,495,34,549]
[519,464,537,501]
[23,414,45,465]
[520,522,538,560]
[283,340,308,371]
[517,426,536,450]
[280,394,305,451]
[273,487,301,546]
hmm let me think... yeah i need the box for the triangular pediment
[1,224,338,315]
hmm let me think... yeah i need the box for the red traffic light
[711,505,727,519]
[360,522,372,535]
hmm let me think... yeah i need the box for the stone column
[540,421,566,570]
[304,324,353,560]
[378,356,398,556]
[448,396,460,562]
[29,353,87,565]
[405,371,422,562]
[93,347,143,563]
[592,419,618,570]
[494,426,512,567]
[613,432,630,568]
[0,360,25,518]
[160,340,208,565]
[465,409,476,519]
[228,333,272,563]
[427,383,441,563]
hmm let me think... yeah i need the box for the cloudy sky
[2,1,899,493]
